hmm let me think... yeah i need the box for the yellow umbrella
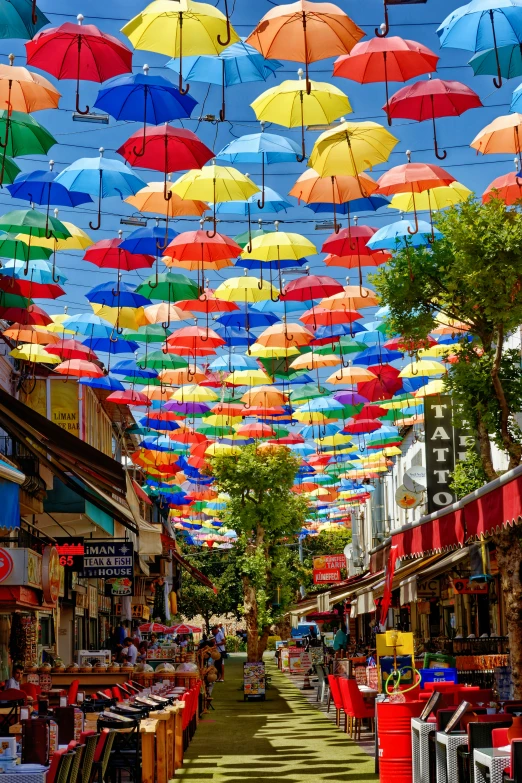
[249,344,300,358]
[289,352,340,370]
[470,113,522,155]
[214,273,279,304]
[319,434,354,447]
[380,396,416,410]
[10,343,60,363]
[204,414,242,427]
[224,369,271,386]
[122,0,240,92]
[399,360,442,378]
[91,304,148,330]
[326,366,377,384]
[414,379,445,397]
[251,73,351,160]
[171,163,259,236]
[171,384,218,402]
[44,315,76,336]
[418,345,456,359]
[293,410,333,424]
[308,120,398,178]
[241,230,317,286]
[388,183,472,213]
[205,442,242,456]
[21,219,93,251]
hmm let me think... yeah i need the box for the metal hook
[490,10,503,89]
[217,0,232,46]
[375,1,389,36]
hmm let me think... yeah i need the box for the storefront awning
[391,464,522,558]
[399,548,470,605]
[161,534,217,593]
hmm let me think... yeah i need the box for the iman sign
[80,541,134,578]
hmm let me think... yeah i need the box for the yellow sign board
[376,631,414,657]
[50,381,79,435]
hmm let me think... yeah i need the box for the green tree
[177,547,243,633]
[372,197,522,695]
[209,445,308,661]
[302,528,352,592]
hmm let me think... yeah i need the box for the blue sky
[5,0,519,319]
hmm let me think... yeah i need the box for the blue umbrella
[79,375,124,392]
[217,131,301,207]
[82,337,139,355]
[511,79,522,110]
[313,322,367,342]
[166,40,282,121]
[7,167,92,210]
[214,325,256,347]
[437,0,522,88]
[216,305,281,330]
[252,298,312,314]
[239,255,308,273]
[1,258,67,286]
[353,346,403,365]
[94,65,197,157]
[111,358,157,379]
[119,223,179,255]
[208,354,259,371]
[305,195,390,217]
[55,149,145,231]
[217,186,293,251]
[63,313,113,338]
[367,220,440,250]
[85,280,151,309]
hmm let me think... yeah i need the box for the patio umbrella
[309,120,398,178]
[138,622,169,633]
[437,0,522,88]
[333,36,439,125]
[251,73,351,160]
[94,64,197,153]
[55,148,146,231]
[171,163,259,237]
[26,14,133,114]
[0,0,49,38]
[469,41,522,79]
[367,219,441,249]
[246,0,364,95]
[7,165,92,215]
[217,131,301,209]
[125,181,208,218]
[386,78,482,159]
[117,125,213,201]
[84,236,155,273]
[322,224,381,291]
[167,40,282,121]
[122,0,240,94]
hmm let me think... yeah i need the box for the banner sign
[379,545,398,628]
[313,555,346,570]
[80,541,134,578]
[243,662,265,697]
[313,568,341,584]
[424,396,457,513]
[54,537,84,571]
[452,578,489,595]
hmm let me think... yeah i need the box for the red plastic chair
[492,727,510,747]
[80,730,96,744]
[93,728,110,763]
[68,680,80,705]
[457,687,493,705]
[327,675,344,728]
[111,686,123,701]
[337,677,355,735]
[344,679,375,741]
[181,691,191,750]
[20,683,40,701]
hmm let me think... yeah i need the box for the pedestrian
[116,621,127,646]
[333,625,347,659]
[149,633,160,650]
[122,637,138,666]
[211,625,226,681]
[137,641,148,664]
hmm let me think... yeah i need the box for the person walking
[211,625,226,681]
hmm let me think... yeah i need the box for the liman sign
[80,541,134,578]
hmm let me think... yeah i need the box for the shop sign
[54,538,84,571]
[313,555,346,570]
[42,546,61,604]
[424,397,457,513]
[417,578,440,599]
[50,380,79,436]
[0,547,42,588]
[288,647,306,673]
[313,568,341,584]
[81,541,134,578]
[452,578,489,595]
[88,585,98,618]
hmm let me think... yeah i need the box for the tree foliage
[449,448,488,500]
[208,445,308,661]
[372,197,522,478]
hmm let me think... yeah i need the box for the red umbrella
[377,159,456,235]
[386,79,482,160]
[54,359,104,378]
[281,274,344,301]
[84,236,154,272]
[25,15,132,115]
[357,364,402,401]
[300,307,361,326]
[0,276,65,300]
[167,623,201,634]
[343,418,382,434]
[384,335,436,351]
[482,171,522,205]
[117,126,213,202]
[107,389,152,406]
[45,340,98,361]
[321,225,388,289]
[0,303,51,326]
[354,403,388,420]
[334,37,439,126]
[176,289,239,315]
[270,433,304,444]
[237,422,275,438]
[138,622,168,633]
[163,230,241,293]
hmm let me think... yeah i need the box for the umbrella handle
[217,0,232,46]
[148,257,159,290]
[431,103,447,160]
[52,253,60,284]
[490,11,503,89]
[297,96,306,162]
[178,14,190,95]
[132,110,148,158]
[89,173,103,231]
[206,195,217,238]
[219,55,226,122]
[407,210,419,236]
[163,173,172,203]
[31,0,38,24]
[257,154,266,209]
[375,1,389,36]
[75,90,89,116]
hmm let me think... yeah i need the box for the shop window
[39,615,54,648]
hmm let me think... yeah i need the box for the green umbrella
[234,226,269,249]
[123,324,171,343]
[0,111,56,185]
[0,0,50,40]
[0,208,70,238]
[0,235,52,262]
[135,272,199,302]
[270,426,290,439]
[289,383,329,402]
[138,350,188,370]
[0,291,32,309]
[313,336,366,356]
[125,424,151,436]
[0,158,20,185]
[198,425,234,437]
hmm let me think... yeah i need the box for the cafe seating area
[0,676,203,783]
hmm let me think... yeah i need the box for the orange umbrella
[300,306,361,325]
[482,170,522,205]
[323,250,390,270]
[240,385,288,407]
[3,323,60,345]
[159,367,206,385]
[143,303,188,326]
[256,322,314,348]
[471,114,522,156]
[319,285,379,310]
[54,359,104,378]
[289,169,380,230]
[246,0,364,95]
[236,422,275,438]
[376,159,456,234]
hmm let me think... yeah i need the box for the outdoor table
[149,710,170,783]
[166,703,185,772]
[473,747,511,783]
[412,717,436,783]
[0,772,47,783]
[435,730,468,783]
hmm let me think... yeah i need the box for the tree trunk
[243,576,260,662]
[477,415,497,482]
[494,526,522,698]
[257,625,271,660]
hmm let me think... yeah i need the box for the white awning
[399,547,470,605]
[357,588,376,615]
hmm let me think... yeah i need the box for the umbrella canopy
[471,113,522,155]
[246,0,364,94]
[0,57,60,113]
[389,182,472,212]
[251,75,352,160]
[125,181,208,217]
[26,16,133,114]
[7,168,93,210]
[84,238,155,272]
[0,110,56,185]
[122,0,240,93]
[482,171,522,203]
[0,0,49,39]
[309,120,398,178]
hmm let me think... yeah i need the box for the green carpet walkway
[177,654,378,783]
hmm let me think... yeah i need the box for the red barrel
[377,700,424,783]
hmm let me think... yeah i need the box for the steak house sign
[80,541,134,578]
[424,396,474,514]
